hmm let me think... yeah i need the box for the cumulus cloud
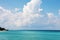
[0,0,60,30]
[0,0,42,30]
[44,12,60,30]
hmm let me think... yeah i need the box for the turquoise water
[0,30,60,40]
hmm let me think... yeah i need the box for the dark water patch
[16,30,60,32]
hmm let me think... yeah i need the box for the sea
[0,30,60,40]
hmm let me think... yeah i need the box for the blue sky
[0,0,60,30]
[41,0,60,15]
[0,0,60,14]
[0,0,30,10]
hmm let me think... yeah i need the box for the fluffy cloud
[44,12,60,30]
[0,0,60,30]
[0,0,42,30]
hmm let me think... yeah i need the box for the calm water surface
[0,30,60,40]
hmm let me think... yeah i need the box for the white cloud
[15,8,20,12]
[0,0,42,30]
[0,0,60,30]
[47,13,54,18]
[38,9,43,12]
[45,12,60,29]
[23,0,42,14]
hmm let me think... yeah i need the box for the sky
[0,0,60,30]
